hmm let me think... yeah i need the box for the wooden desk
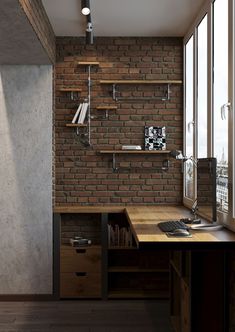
[124,205,235,332]
[54,205,235,332]
[125,205,235,247]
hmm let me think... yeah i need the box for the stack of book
[72,102,89,124]
[108,224,133,248]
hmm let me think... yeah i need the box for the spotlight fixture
[81,0,90,15]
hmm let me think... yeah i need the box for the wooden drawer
[60,245,101,273]
[60,272,101,298]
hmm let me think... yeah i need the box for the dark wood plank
[0,300,173,331]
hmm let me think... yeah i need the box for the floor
[0,300,173,332]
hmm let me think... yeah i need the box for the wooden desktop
[125,205,235,245]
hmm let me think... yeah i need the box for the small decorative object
[122,145,142,150]
[70,236,92,247]
[144,126,166,150]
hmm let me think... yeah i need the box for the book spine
[72,103,82,123]
[78,102,89,124]
[77,102,85,123]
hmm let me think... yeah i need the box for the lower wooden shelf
[108,246,137,250]
[108,289,169,299]
[108,266,169,273]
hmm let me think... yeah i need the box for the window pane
[185,36,194,199]
[213,0,228,213]
[197,15,208,158]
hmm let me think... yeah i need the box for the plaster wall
[0,65,52,294]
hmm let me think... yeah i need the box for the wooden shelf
[66,123,87,127]
[96,106,118,110]
[100,150,170,171]
[96,106,118,118]
[108,266,169,273]
[108,290,169,299]
[99,80,182,84]
[59,88,82,92]
[108,246,137,250]
[78,61,100,66]
[100,150,170,154]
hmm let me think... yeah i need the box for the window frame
[183,0,235,230]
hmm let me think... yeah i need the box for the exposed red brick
[55,37,183,206]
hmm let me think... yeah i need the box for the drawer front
[60,272,101,298]
[60,246,101,273]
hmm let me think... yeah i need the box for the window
[185,36,194,200]
[197,15,208,159]
[213,0,229,214]
[184,0,234,228]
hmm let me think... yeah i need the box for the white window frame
[183,0,235,230]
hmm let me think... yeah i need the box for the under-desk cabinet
[55,210,170,299]
[170,250,226,332]
[60,245,102,298]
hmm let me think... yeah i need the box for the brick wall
[19,0,56,63]
[55,37,183,206]
[61,214,101,245]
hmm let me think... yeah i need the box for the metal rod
[112,153,118,172]
[162,84,171,101]
[88,65,91,145]
[111,83,172,101]
[111,83,117,101]
[114,96,168,101]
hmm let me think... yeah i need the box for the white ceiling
[42,0,206,37]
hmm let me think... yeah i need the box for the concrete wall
[0,65,52,294]
[0,0,54,64]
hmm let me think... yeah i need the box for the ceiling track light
[81,0,90,16]
[81,0,94,45]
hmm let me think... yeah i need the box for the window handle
[221,102,231,120]
[187,120,194,132]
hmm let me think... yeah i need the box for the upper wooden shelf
[59,88,82,92]
[99,80,182,84]
[78,61,100,66]
[99,150,170,154]
[66,123,87,127]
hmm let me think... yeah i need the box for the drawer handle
[76,249,86,254]
[75,272,87,277]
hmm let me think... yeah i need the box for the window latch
[221,102,231,120]
[187,120,195,132]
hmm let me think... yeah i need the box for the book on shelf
[72,103,82,123]
[108,224,133,248]
[78,102,89,124]
[122,145,142,150]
